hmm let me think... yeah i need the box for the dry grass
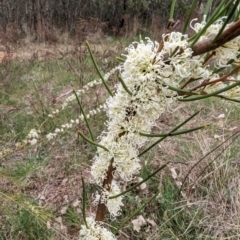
[0,37,240,240]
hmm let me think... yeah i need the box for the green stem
[217,95,240,103]
[72,88,95,141]
[86,41,113,97]
[138,110,201,157]
[211,0,235,22]
[78,130,109,152]
[116,57,125,62]
[109,163,168,199]
[118,75,133,96]
[169,46,179,58]
[234,3,240,20]
[165,84,200,95]
[81,177,88,229]
[182,0,198,34]
[203,0,214,19]
[115,191,160,233]
[178,81,240,102]
[139,125,209,138]
[169,0,177,20]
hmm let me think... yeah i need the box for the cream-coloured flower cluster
[46,103,107,141]
[93,180,123,219]
[1,67,118,158]
[191,17,240,67]
[181,17,240,97]
[10,103,107,153]
[90,34,211,216]
[48,66,119,118]
[81,17,240,238]
[24,129,41,146]
[80,217,116,240]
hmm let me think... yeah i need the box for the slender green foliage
[204,0,214,19]
[82,177,88,229]
[182,0,198,34]
[179,81,240,101]
[116,191,160,233]
[139,125,209,138]
[138,110,202,157]
[73,87,95,141]
[77,130,109,152]
[109,163,168,199]
[169,0,177,20]
[189,0,234,46]
[86,41,113,97]
[118,75,133,96]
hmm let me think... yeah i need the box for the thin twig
[179,130,240,194]
[194,134,240,185]
[189,66,240,91]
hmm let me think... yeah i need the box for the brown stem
[180,77,196,89]
[192,19,240,57]
[95,108,137,221]
[160,19,240,62]
[95,158,115,222]
[202,51,215,65]
[190,66,240,91]
[157,20,180,53]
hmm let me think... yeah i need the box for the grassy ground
[0,37,240,240]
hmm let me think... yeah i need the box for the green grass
[4,200,53,240]
[65,207,81,229]
[0,39,121,239]
[10,209,51,240]
[0,38,240,239]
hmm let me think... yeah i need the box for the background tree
[0,0,219,43]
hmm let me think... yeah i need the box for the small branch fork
[181,66,240,93]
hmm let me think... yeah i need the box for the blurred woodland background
[0,0,223,44]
